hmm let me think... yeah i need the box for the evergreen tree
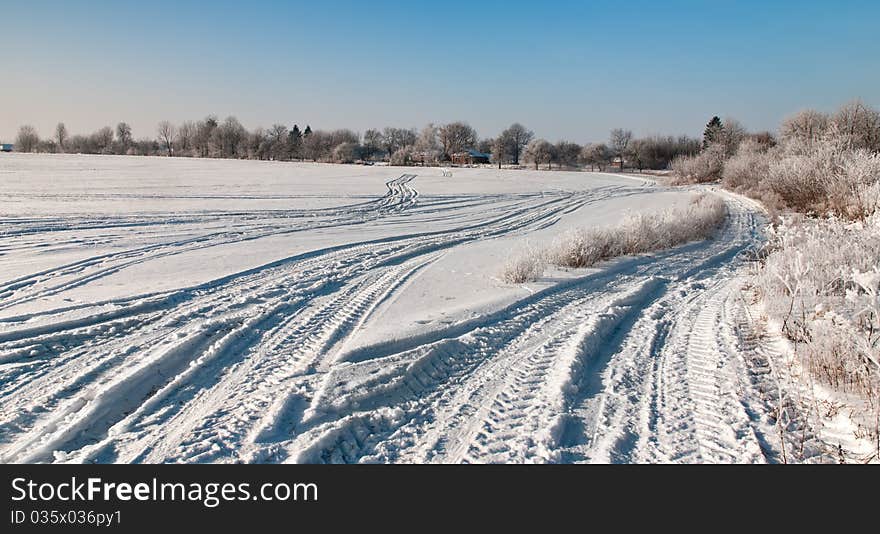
[303,125,312,137]
[703,116,724,149]
[288,124,303,160]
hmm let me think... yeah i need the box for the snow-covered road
[0,155,792,463]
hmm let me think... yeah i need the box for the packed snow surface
[0,154,794,463]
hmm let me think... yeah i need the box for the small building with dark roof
[451,149,491,165]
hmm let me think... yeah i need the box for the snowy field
[0,153,792,463]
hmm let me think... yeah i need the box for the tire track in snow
[0,175,641,463]
[283,190,786,464]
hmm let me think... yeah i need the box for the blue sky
[1,0,878,143]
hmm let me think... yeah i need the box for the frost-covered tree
[579,143,599,171]
[831,99,880,151]
[15,125,40,152]
[524,139,555,170]
[609,128,632,170]
[55,122,68,152]
[390,146,413,166]
[413,124,441,164]
[157,121,176,156]
[438,122,477,160]
[491,136,509,169]
[719,117,746,156]
[780,109,829,145]
[333,142,363,163]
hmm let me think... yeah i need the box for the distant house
[0,144,13,152]
[451,149,491,165]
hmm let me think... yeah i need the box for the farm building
[0,144,13,152]
[451,149,491,165]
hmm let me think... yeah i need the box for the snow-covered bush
[837,151,880,220]
[332,142,362,164]
[548,194,727,268]
[547,227,614,268]
[755,215,880,403]
[766,139,842,215]
[721,140,771,190]
[721,141,784,216]
[669,144,726,184]
[390,146,413,166]
[499,244,546,284]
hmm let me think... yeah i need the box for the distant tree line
[9,116,702,172]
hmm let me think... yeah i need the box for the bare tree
[381,127,416,158]
[610,128,633,170]
[55,123,68,152]
[176,121,196,156]
[437,121,478,161]
[491,136,509,169]
[625,139,648,172]
[780,109,829,145]
[499,123,534,165]
[195,115,218,157]
[362,128,383,161]
[94,127,114,154]
[247,127,271,160]
[831,99,880,151]
[554,140,581,168]
[215,116,246,158]
[267,124,289,160]
[116,122,133,154]
[157,121,176,156]
[302,130,328,161]
[15,125,40,152]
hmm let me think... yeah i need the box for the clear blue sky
[2,0,878,143]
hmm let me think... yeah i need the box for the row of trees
[11,117,701,171]
[672,99,880,219]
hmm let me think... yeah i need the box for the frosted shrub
[547,194,727,268]
[390,147,413,166]
[670,144,726,184]
[720,140,784,216]
[499,245,546,284]
[755,215,880,402]
[838,151,880,219]
[547,227,613,268]
[332,142,361,164]
[743,137,880,220]
[767,152,830,214]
